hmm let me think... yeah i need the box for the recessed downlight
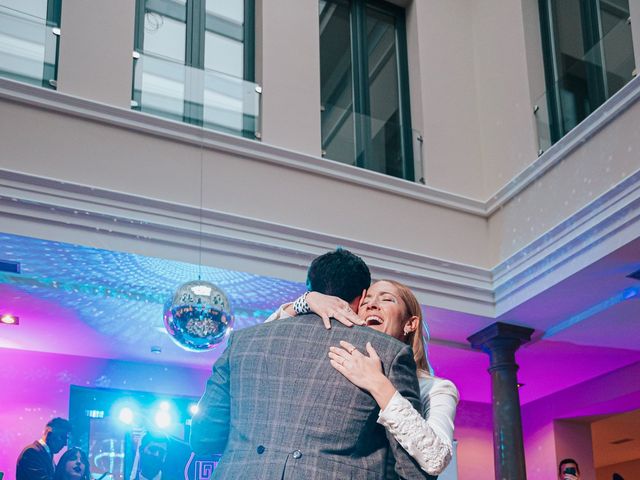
[0,314,19,325]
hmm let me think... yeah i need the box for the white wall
[0,93,490,269]
[256,0,322,156]
[554,420,596,480]
[488,93,640,264]
[407,0,485,200]
[58,0,136,108]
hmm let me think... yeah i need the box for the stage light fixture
[0,314,19,325]
[159,400,171,411]
[189,403,199,416]
[154,409,172,429]
[118,407,135,425]
[0,259,20,274]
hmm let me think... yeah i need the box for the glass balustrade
[321,102,424,183]
[132,51,260,139]
[534,17,636,152]
[0,4,59,88]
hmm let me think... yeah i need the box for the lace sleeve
[263,303,293,323]
[377,379,459,475]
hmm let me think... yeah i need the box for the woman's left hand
[329,340,385,392]
[328,341,398,411]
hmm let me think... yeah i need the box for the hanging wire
[198,126,204,281]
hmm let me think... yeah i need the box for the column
[468,322,534,480]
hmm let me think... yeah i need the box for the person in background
[131,432,169,480]
[558,458,580,480]
[17,418,72,480]
[53,448,90,480]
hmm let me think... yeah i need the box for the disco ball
[163,280,233,352]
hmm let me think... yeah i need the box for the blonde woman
[270,279,459,475]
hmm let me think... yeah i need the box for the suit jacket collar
[37,438,51,456]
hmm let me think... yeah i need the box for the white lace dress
[377,375,459,475]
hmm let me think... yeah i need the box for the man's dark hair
[306,248,371,302]
[140,431,169,450]
[559,458,580,475]
[46,417,72,433]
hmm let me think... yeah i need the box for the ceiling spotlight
[118,407,135,425]
[0,314,19,325]
[154,409,172,429]
[188,403,199,416]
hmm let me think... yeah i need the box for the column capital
[467,321,534,352]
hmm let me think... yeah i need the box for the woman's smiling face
[358,281,409,340]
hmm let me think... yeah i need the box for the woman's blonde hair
[377,279,432,377]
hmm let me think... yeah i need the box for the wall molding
[492,169,640,315]
[4,163,637,318]
[2,76,640,318]
[0,168,496,316]
[485,75,640,214]
[0,78,486,215]
[2,75,639,217]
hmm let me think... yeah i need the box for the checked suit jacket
[190,314,435,480]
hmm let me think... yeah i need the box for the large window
[319,0,414,181]
[539,0,636,144]
[0,0,61,88]
[132,0,257,137]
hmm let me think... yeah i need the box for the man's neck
[139,470,161,480]
[37,438,50,455]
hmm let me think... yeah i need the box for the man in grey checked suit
[190,249,431,479]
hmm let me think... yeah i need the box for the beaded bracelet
[293,291,312,315]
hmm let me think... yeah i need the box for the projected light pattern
[0,232,306,357]
[0,232,304,309]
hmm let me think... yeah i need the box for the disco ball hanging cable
[162,126,234,351]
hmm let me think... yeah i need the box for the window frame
[538,0,630,143]
[321,0,414,181]
[44,0,62,88]
[132,0,255,132]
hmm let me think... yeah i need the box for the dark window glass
[540,0,635,143]
[319,0,413,181]
[319,0,355,165]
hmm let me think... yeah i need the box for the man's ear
[351,288,367,313]
[350,295,362,312]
